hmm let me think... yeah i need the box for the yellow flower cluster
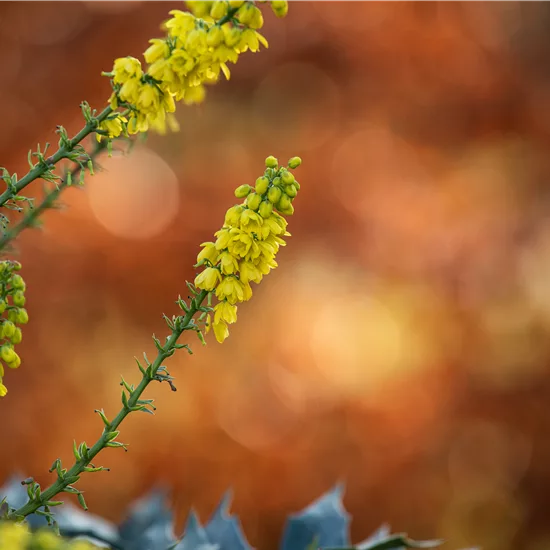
[0,261,28,398]
[98,1,288,139]
[0,522,97,550]
[194,155,301,343]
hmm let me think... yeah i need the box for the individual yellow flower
[195,267,222,290]
[197,242,219,264]
[214,301,238,324]
[215,276,245,304]
[213,318,229,343]
[112,57,143,84]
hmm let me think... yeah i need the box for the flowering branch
[7,288,209,522]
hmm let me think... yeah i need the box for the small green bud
[277,194,292,211]
[11,274,25,291]
[0,344,15,363]
[10,327,22,345]
[293,180,301,191]
[16,308,29,325]
[278,203,295,215]
[288,156,302,169]
[259,200,273,218]
[0,300,6,314]
[246,192,262,211]
[255,176,269,195]
[267,186,282,204]
[265,155,278,169]
[272,176,282,187]
[281,171,295,185]
[7,310,16,323]
[285,184,298,198]
[235,184,252,198]
[13,291,25,307]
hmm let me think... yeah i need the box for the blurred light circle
[252,62,340,151]
[11,2,89,45]
[83,1,142,14]
[87,146,179,240]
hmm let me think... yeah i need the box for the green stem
[8,289,208,520]
[0,106,112,209]
[0,141,108,253]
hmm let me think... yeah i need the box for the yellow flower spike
[195,267,222,291]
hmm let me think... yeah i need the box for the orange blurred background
[2,2,550,549]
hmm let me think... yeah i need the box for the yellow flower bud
[12,261,22,271]
[6,352,21,370]
[13,291,25,307]
[0,383,6,396]
[16,308,29,325]
[293,180,301,191]
[255,176,269,195]
[10,328,22,345]
[0,300,6,314]
[0,345,15,364]
[228,0,244,6]
[267,186,282,204]
[277,193,292,211]
[2,321,15,339]
[272,176,282,187]
[265,155,278,168]
[259,200,273,218]
[281,170,295,185]
[11,274,26,291]
[271,0,288,18]
[197,242,219,265]
[279,203,295,215]
[288,156,301,168]
[207,26,224,47]
[285,184,297,198]
[235,184,252,198]
[210,1,228,20]
[225,205,244,226]
[246,192,262,211]
[225,27,241,47]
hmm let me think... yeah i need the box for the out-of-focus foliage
[1,478,451,550]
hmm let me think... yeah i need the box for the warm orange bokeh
[2,2,550,549]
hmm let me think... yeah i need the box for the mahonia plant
[0,0,300,537]
[0,260,28,396]
[194,155,302,342]
[0,0,289,395]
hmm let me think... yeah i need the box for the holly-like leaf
[205,490,253,550]
[280,483,350,550]
[174,509,219,550]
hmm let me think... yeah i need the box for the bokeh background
[2,1,550,549]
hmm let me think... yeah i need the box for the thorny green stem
[0,106,112,209]
[8,289,208,520]
[0,141,108,253]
